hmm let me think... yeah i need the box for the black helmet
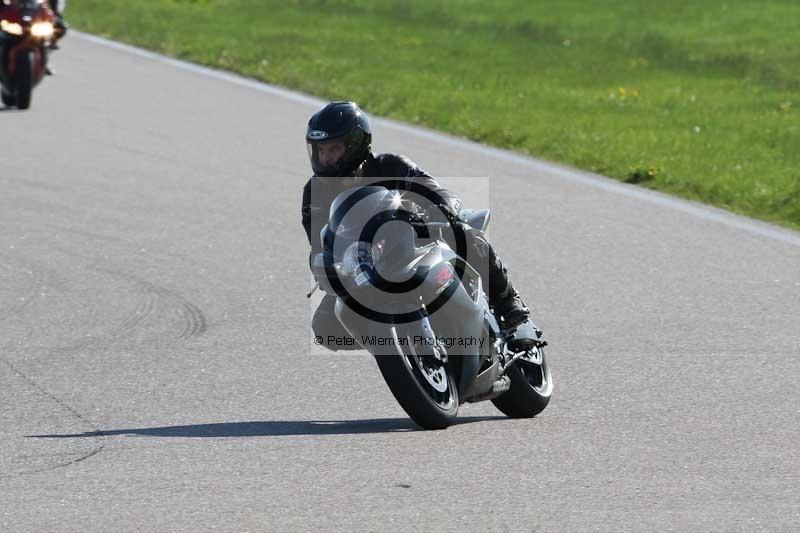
[306,101,372,178]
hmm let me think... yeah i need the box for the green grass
[70,0,800,229]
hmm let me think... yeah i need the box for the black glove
[424,201,460,224]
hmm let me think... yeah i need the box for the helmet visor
[307,139,347,177]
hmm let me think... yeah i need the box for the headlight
[370,239,385,262]
[1,19,24,36]
[31,21,54,38]
[342,241,373,274]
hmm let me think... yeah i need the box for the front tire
[492,346,552,418]
[14,51,34,110]
[374,327,459,430]
[1,86,15,107]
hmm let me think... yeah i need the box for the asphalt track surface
[1,34,799,532]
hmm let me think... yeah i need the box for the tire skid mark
[22,243,209,342]
[110,287,158,336]
[129,278,207,339]
[0,357,105,478]
[173,290,208,339]
[35,246,159,343]
[93,267,208,340]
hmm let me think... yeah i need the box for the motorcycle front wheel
[1,86,15,107]
[374,326,459,430]
[14,51,34,110]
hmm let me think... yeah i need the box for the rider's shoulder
[374,152,416,166]
[373,153,423,174]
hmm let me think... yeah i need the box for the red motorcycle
[0,0,65,109]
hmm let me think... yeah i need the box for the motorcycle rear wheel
[374,327,459,430]
[492,346,552,418]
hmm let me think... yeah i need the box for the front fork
[3,40,46,80]
[333,285,486,401]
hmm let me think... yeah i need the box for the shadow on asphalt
[29,416,506,438]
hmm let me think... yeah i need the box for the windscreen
[326,186,416,263]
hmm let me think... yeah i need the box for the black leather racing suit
[48,0,64,18]
[302,152,521,350]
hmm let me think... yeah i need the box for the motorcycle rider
[302,101,540,353]
[47,0,66,30]
[0,0,64,81]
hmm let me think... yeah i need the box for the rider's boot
[481,238,542,352]
[49,17,67,50]
[53,16,68,35]
[493,283,542,352]
[461,229,543,352]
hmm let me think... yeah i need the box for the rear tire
[374,327,459,430]
[14,51,34,110]
[492,346,552,418]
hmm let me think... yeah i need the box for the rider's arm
[301,178,323,271]
[301,178,314,247]
[377,154,463,222]
[410,171,463,223]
